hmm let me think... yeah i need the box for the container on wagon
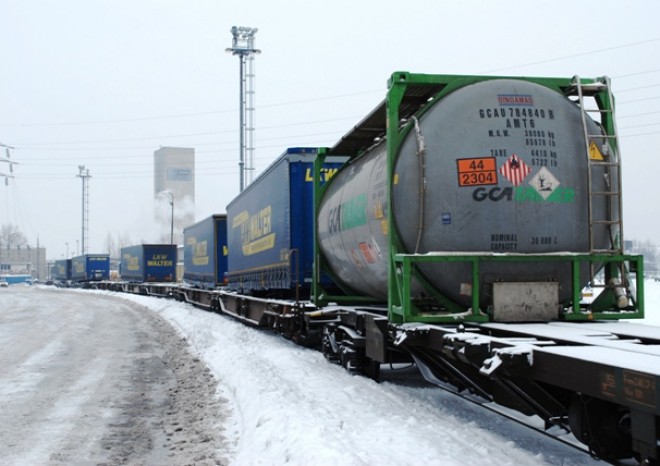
[71,254,110,282]
[226,147,345,295]
[183,214,228,288]
[51,259,72,281]
[120,244,177,283]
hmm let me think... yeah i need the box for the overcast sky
[1,0,659,260]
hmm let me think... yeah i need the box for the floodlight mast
[77,166,91,255]
[226,26,260,192]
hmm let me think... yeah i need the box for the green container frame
[311,72,643,324]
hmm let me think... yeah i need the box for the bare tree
[0,223,28,250]
[633,239,658,274]
[105,232,117,258]
[104,232,134,258]
[118,232,132,251]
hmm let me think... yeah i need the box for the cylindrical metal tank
[317,78,614,306]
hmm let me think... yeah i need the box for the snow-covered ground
[631,278,660,326]
[112,289,660,466]
[0,286,228,466]
[3,280,659,465]
[123,279,660,465]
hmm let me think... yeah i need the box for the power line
[621,130,660,138]
[482,37,660,73]
[0,109,236,127]
[613,69,660,79]
[0,93,378,129]
[615,83,660,93]
[15,125,660,180]
[618,110,660,119]
[2,35,658,130]
[16,130,234,146]
[618,96,660,104]
[13,116,360,148]
[619,122,660,130]
[12,86,660,150]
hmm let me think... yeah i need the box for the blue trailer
[71,254,110,282]
[226,147,344,294]
[51,259,72,281]
[183,214,228,288]
[120,244,177,282]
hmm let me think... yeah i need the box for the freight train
[91,72,658,464]
[52,254,111,282]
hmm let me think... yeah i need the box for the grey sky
[1,0,659,259]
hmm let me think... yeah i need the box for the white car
[0,281,8,287]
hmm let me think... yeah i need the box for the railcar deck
[395,319,660,463]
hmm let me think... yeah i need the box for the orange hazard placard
[456,157,498,187]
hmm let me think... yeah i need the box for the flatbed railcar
[96,72,657,464]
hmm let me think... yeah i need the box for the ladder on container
[567,76,624,255]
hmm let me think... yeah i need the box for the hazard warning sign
[589,141,605,161]
[456,157,498,187]
[499,154,531,187]
[529,167,560,200]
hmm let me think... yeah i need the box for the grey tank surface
[317,79,614,306]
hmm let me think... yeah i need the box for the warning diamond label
[499,154,531,186]
[529,167,560,200]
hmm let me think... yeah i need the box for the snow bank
[113,292,598,466]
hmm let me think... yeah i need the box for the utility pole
[0,143,17,186]
[1,143,17,270]
[226,26,260,192]
[36,235,40,281]
[77,166,91,254]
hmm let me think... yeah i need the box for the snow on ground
[634,278,660,327]
[107,290,605,466]
[6,280,658,465]
[0,287,229,466]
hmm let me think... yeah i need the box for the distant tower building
[154,147,195,245]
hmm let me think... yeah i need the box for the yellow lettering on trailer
[304,167,339,182]
[239,205,276,255]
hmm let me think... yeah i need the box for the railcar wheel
[568,394,633,461]
[322,325,340,363]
